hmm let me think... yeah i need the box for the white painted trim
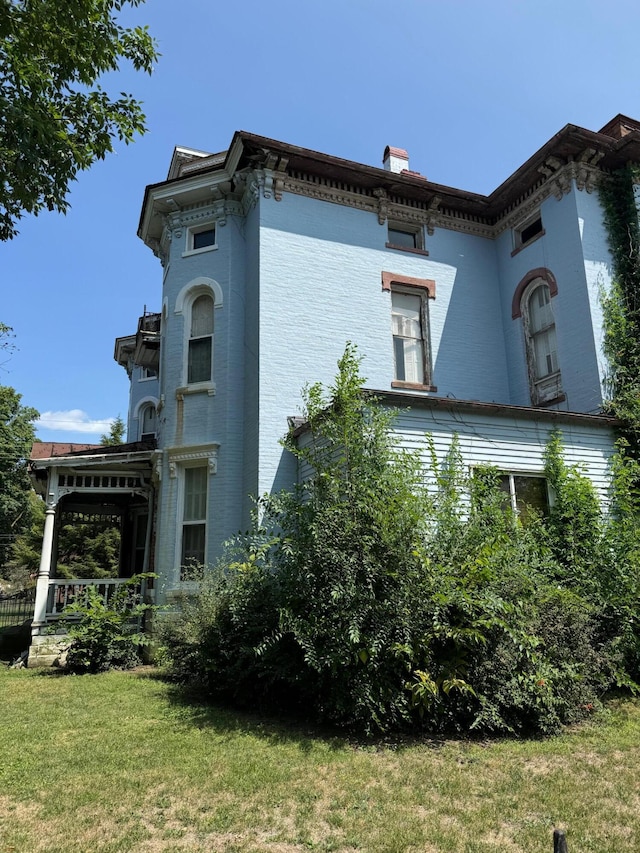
[133,396,159,419]
[174,277,223,313]
[182,221,218,257]
[138,368,158,382]
[182,244,218,258]
[133,397,159,441]
[168,444,219,581]
[174,278,222,388]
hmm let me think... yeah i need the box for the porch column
[32,490,58,628]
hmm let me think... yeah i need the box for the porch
[28,442,156,666]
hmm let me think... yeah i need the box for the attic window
[513,213,544,253]
[183,224,217,256]
[386,222,428,255]
[193,228,215,250]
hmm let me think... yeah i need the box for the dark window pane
[181,523,206,576]
[520,218,543,245]
[188,337,212,383]
[388,228,417,249]
[513,476,548,520]
[192,228,215,250]
[393,336,406,380]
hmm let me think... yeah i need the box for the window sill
[510,229,546,257]
[385,242,429,257]
[391,380,437,392]
[176,382,216,399]
[181,245,218,258]
[535,393,566,408]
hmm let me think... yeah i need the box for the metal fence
[0,586,36,631]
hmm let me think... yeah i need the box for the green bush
[63,573,156,674]
[163,346,640,736]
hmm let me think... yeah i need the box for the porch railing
[46,578,138,617]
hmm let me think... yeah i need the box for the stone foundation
[28,630,71,668]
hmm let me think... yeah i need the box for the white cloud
[37,410,114,435]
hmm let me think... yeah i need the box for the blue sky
[3,0,640,442]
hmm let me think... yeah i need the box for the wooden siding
[296,406,616,505]
[393,407,615,503]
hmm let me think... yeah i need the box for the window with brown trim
[382,271,436,391]
[386,221,428,255]
[513,212,544,254]
[392,290,427,383]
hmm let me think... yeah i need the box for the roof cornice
[138,116,640,249]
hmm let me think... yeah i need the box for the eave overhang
[138,115,640,248]
[291,391,619,439]
[30,447,156,472]
[372,390,619,427]
[114,334,136,369]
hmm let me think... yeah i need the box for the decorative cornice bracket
[373,188,389,225]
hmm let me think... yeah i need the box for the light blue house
[30,113,638,661]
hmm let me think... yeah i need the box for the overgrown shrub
[63,573,156,673]
[163,346,640,736]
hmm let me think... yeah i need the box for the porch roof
[29,441,156,471]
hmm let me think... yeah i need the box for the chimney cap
[383,145,409,162]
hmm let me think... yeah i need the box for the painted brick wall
[574,187,614,401]
[148,174,617,594]
[154,211,249,585]
[256,192,511,496]
[126,366,158,442]
[497,187,607,413]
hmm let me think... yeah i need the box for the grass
[0,667,638,853]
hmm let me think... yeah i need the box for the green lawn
[1,667,638,853]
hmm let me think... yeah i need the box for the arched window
[188,293,214,384]
[521,279,563,406]
[528,283,558,380]
[139,403,157,441]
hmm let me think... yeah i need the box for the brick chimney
[382,146,409,174]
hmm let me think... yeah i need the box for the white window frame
[521,278,563,406]
[140,367,157,382]
[187,292,214,385]
[133,396,159,442]
[139,402,157,442]
[498,471,551,517]
[180,464,208,579]
[174,278,224,396]
[168,444,219,583]
[182,221,218,257]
